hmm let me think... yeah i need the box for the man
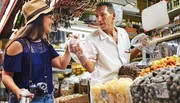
[69,2,145,102]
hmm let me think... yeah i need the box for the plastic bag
[68,38,85,64]
[131,33,149,48]
[131,33,155,54]
[176,45,180,56]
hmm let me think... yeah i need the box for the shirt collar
[98,29,109,40]
[98,27,122,41]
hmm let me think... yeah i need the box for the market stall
[0,0,180,103]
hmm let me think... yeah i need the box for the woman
[2,0,71,102]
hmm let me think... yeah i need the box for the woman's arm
[2,70,22,98]
[52,46,71,69]
[2,41,23,100]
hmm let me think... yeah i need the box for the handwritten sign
[153,82,169,99]
[101,89,108,100]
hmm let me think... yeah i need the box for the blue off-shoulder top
[3,39,59,94]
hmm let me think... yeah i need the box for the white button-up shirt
[83,27,131,86]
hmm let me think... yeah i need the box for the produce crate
[131,66,180,103]
[55,94,89,103]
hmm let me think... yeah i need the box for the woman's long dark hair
[25,14,44,41]
[5,12,52,52]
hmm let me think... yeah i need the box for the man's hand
[136,34,149,51]
[131,33,149,51]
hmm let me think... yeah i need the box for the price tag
[61,82,69,91]
[153,82,169,99]
[80,79,88,85]
[54,83,59,89]
[101,89,108,100]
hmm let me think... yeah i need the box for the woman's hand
[68,34,82,54]
[15,88,34,101]
[68,34,88,65]
[15,88,24,101]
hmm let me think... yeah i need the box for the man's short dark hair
[96,2,115,14]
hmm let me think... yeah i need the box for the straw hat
[22,0,53,24]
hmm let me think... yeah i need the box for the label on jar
[61,81,69,91]
[153,82,169,99]
[54,83,59,89]
[101,89,108,100]
[80,79,88,85]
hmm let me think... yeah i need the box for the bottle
[127,19,132,27]
[170,0,172,10]
[174,0,176,8]
[167,2,169,10]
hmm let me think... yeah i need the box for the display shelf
[52,68,72,73]
[168,6,180,19]
[149,33,180,45]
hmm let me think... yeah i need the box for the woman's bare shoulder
[6,41,23,56]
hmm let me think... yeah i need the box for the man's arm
[130,48,141,60]
[68,36,96,73]
[82,59,95,73]
[75,48,96,73]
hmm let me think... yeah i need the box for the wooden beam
[0,0,24,38]
[0,0,10,20]
[137,0,161,13]
[137,0,148,13]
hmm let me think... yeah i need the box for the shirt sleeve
[121,28,131,49]
[49,44,59,59]
[3,53,22,72]
[83,39,98,63]
[121,28,131,62]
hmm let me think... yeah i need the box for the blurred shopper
[0,50,3,67]
[69,2,147,102]
[2,0,71,103]
[0,49,3,78]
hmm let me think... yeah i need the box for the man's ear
[112,12,116,20]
